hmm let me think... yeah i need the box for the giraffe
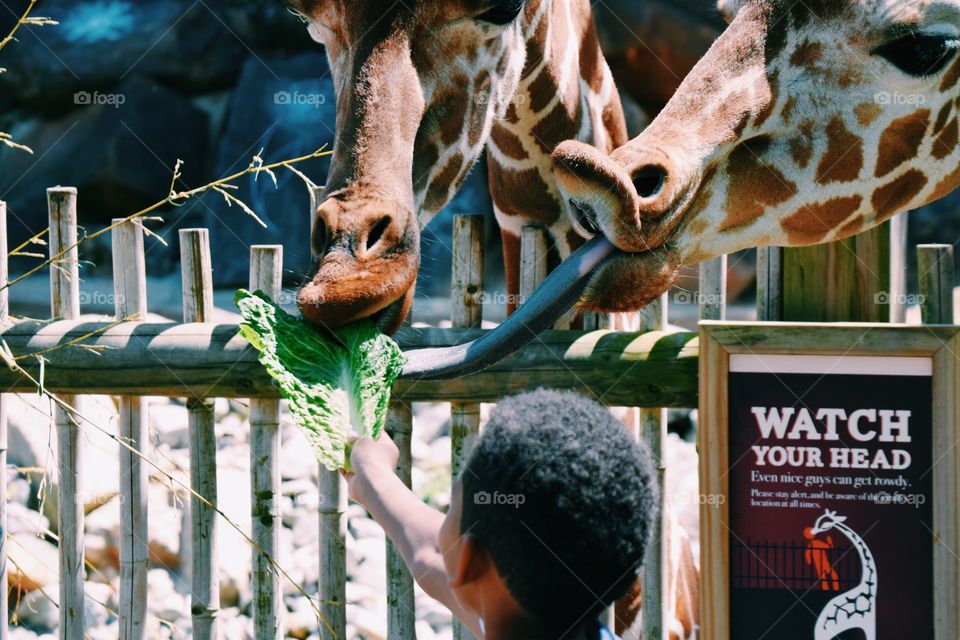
[284,0,627,330]
[280,1,697,637]
[809,510,877,640]
[551,0,960,314]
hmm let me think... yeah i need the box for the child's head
[438,389,659,637]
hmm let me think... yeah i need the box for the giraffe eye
[874,33,960,77]
[477,0,525,26]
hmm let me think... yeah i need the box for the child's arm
[345,435,483,637]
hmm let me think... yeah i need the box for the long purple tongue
[400,236,619,380]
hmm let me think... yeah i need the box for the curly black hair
[460,389,659,637]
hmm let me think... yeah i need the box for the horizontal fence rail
[0,323,700,406]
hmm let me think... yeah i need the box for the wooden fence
[0,187,949,640]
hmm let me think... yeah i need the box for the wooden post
[640,294,668,640]
[450,216,483,640]
[318,469,347,639]
[756,247,783,322]
[889,215,909,323]
[313,185,348,640]
[519,225,548,308]
[113,218,149,640]
[179,229,220,640]
[918,245,955,324]
[0,202,8,640]
[48,187,85,639]
[782,222,893,322]
[699,256,727,321]
[249,246,283,640]
[386,403,416,640]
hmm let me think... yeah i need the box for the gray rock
[202,50,336,287]
[0,0,245,109]
[0,75,208,258]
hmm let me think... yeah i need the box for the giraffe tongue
[400,236,620,380]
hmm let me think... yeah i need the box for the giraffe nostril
[633,165,667,199]
[366,216,392,251]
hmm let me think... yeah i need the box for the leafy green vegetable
[235,289,406,471]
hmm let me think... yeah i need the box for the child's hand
[342,433,399,505]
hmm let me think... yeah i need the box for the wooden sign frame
[698,321,960,640]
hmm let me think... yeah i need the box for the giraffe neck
[833,521,875,594]
[487,0,628,259]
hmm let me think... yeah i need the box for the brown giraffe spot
[941,57,960,92]
[789,120,816,169]
[816,116,864,184]
[531,99,579,155]
[836,215,864,240]
[490,125,529,161]
[875,109,931,178]
[413,142,441,193]
[423,153,463,213]
[467,77,492,148]
[789,40,823,70]
[781,96,797,125]
[720,137,798,232]
[871,169,928,223]
[753,70,780,129]
[764,11,789,63]
[488,162,561,226]
[780,196,863,245]
[933,118,958,160]
[686,216,709,237]
[934,101,953,134]
[926,163,960,205]
[579,18,604,94]
[504,100,520,125]
[854,103,882,127]
[527,66,556,114]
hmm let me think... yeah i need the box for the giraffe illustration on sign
[809,510,877,640]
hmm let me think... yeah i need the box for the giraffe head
[285,0,527,332]
[552,0,960,312]
[811,509,847,536]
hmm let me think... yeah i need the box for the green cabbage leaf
[235,289,406,471]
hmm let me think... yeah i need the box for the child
[345,389,659,640]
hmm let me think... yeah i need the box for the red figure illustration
[804,526,840,591]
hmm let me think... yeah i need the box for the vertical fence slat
[640,295,668,640]
[889,215,909,323]
[113,218,149,640]
[757,247,783,322]
[48,188,85,639]
[451,214,483,640]
[318,468,346,639]
[519,226,548,308]
[311,186,348,640]
[179,229,220,640]
[249,246,283,640]
[699,255,727,321]
[386,403,416,640]
[919,245,955,324]
[0,202,8,640]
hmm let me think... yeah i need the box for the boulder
[202,50,336,286]
[8,534,59,594]
[594,1,722,116]
[0,75,208,256]
[5,393,121,528]
[0,0,245,110]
